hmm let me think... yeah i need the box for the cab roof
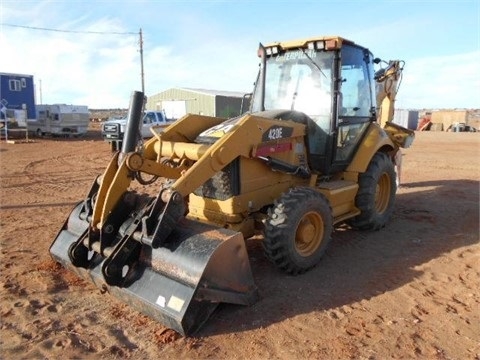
[265,35,357,50]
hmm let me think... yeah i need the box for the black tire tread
[263,187,333,275]
[348,152,396,230]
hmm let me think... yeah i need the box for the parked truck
[101,110,173,151]
[28,104,90,137]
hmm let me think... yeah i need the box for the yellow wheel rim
[295,212,324,257]
[375,172,391,214]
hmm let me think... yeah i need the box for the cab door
[141,112,154,138]
[330,44,376,173]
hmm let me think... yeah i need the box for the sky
[0,0,479,110]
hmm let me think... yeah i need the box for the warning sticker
[156,295,166,307]
[167,296,185,312]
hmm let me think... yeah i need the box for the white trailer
[27,104,90,137]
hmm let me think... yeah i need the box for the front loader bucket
[50,203,259,336]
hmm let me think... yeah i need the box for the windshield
[252,49,334,118]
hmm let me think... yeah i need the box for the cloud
[3,19,478,110]
[0,1,262,108]
[0,20,258,108]
[398,51,480,109]
[145,39,258,91]
[0,19,141,108]
[1,1,478,110]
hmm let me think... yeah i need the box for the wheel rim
[375,172,391,214]
[295,211,324,257]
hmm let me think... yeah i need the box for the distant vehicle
[27,104,89,137]
[101,110,173,151]
[447,122,477,132]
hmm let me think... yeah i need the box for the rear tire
[348,152,396,230]
[263,187,333,275]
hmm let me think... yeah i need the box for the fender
[346,122,395,174]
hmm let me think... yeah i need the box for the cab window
[143,112,155,124]
[339,45,374,117]
[334,45,375,163]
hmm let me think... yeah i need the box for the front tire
[348,152,396,230]
[263,187,333,275]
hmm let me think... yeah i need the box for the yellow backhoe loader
[50,36,414,335]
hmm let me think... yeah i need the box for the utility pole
[139,28,145,94]
[39,79,43,104]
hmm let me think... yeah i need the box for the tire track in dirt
[1,130,479,359]
[2,148,110,205]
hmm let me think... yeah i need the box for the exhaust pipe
[120,91,144,164]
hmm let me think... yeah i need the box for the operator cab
[251,37,377,175]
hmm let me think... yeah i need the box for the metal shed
[393,109,419,130]
[146,88,249,120]
[0,72,36,124]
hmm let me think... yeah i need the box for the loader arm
[90,111,307,250]
[90,113,226,230]
[163,113,307,198]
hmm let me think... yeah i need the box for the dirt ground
[0,127,478,359]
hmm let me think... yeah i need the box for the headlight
[265,46,279,56]
[307,41,324,50]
